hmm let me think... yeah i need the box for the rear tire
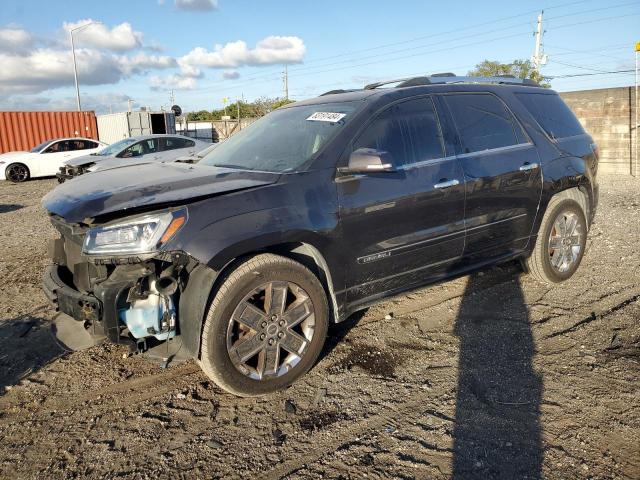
[525,195,587,284]
[199,253,329,396]
[5,163,30,183]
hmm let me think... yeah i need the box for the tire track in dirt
[262,395,453,480]
[0,363,203,423]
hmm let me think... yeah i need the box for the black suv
[42,75,598,396]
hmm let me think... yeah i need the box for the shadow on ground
[0,306,65,395]
[453,272,542,479]
[0,204,23,214]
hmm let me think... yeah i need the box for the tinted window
[445,94,520,153]
[163,137,195,150]
[353,98,443,167]
[68,140,94,151]
[120,139,158,158]
[516,93,585,139]
[43,141,71,153]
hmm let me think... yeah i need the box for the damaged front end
[56,163,95,183]
[43,209,195,356]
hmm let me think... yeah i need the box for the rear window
[516,93,585,140]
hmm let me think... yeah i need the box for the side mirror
[339,148,396,174]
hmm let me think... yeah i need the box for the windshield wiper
[212,164,254,171]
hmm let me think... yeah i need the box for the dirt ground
[0,175,638,480]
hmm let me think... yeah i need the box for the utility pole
[283,64,289,100]
[532,11,547,74]
[237,96,241,131]
[169,89,175,106]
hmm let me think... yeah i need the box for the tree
[185,97,295,122]
[467,59,550,87]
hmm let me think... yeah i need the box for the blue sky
[0,0,638,113]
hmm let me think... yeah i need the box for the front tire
[525,195,587,284]
[5,163,30,183]
[199,254,329,396]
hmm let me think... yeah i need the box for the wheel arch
[179,241,341,359]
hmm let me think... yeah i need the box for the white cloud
[222,70,240,80]
[180,36,305,71]
[176,59,202,78]
[150,75,197,91]
[118,53,177,75]
[63,19,144,52]
[0,20,306,105]
[0,26,33,52]
[0,48,123,95]
[175,0,218,11]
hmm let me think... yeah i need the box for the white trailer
[97,111,176,144]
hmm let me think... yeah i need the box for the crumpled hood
[42,162,280,223]
[64,153,110,167]
[89,157,154,172]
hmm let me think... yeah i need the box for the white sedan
[57,135,209,181]
[0,137,107,182]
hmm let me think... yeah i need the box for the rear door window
[444,93,523,154]
[516,93,585,140]
[162,137,196,150]
[353,97,444,167]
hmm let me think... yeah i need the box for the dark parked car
[42,75,598,396]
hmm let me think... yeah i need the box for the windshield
[31,140,52,153]
[96,137,138,156]
[200,102,357,172]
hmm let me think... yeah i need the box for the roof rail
[364,77,423,90]
[364,74,539,90]
[319,89,359,96]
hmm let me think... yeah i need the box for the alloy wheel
[226,281,316,380]
[6,165,28,182]
[548,210,583,273]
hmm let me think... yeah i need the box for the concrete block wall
[560,87,637,175]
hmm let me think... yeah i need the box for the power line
[187,2,638,100]
[549,69,635,78]
[548,59,618,74]
[544,0,638,21]
[188,0,607,93]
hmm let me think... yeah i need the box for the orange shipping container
[0,111,98,154]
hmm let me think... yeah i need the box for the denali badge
[358,251,391,264]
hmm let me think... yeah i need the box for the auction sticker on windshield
[306,112,347,123]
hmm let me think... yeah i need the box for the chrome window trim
[398,154,458,170]
[456,142,534,159]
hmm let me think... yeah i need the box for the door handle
[519,162,539,171]
[434,179,460,189]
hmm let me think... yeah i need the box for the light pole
[69,21,101,112]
